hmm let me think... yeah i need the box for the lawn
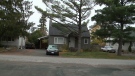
[60,52,135,60]
[0,47,17,53]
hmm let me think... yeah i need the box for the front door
[69,37,75,48]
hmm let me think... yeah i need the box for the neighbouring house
[48,22,90,49]
[106,37,135,52]
[0,36,26,49]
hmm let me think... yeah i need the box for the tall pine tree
[92,0,135,56]
[35,0,95,52]
[0,0,34,40]
[38,14,47,36]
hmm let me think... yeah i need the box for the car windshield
[48,45,58,49]
[105,46,113,48]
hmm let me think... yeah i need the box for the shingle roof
[49,23,90,37]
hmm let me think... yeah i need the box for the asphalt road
[0,61,134,76]
[0,49,135,76]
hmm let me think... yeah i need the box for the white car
[101,46,116,53]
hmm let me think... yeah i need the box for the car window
[48,45,58,49]
[52,46,57,49]
[105,46,113,48]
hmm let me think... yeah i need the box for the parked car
[25,43,35,49]
[46,45,59,55]
[101,46,116,53]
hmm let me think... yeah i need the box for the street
[0,61,135,76]
[0,49,135,76]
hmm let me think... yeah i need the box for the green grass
[60,52,135,60]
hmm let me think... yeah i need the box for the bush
[59,44,69,52]
[82,49,91,52]
[128,45,132,52]
[0,43,4,47]
[69,47,77,52]
[89,45,101,52]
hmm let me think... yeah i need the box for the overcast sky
[28,0,103,29]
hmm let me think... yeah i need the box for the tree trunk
[78,30,82,52]
[128,41,132,52]
[77,0,82,53]
[117,23,124,56]
[117,38,122,56]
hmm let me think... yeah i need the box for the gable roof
[49,23,90,37]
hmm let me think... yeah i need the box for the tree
[35,0,95,52]
[38,14,48,36]
[28,30,43,44]
[92,0,135,56]
[0,0,34,41]
[90,24,105,46]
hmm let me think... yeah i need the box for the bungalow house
[0,36,26,49]
[106,32,135,52]
[106,39,135,52]
[48,23,90,49]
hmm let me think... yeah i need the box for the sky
[28,0,46,27]
[28,0,103,30]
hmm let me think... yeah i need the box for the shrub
[89,45,101,52]
[59,44,69,52]
[0,43,4,47]
[82,49,91,52]
[69,47,77,52]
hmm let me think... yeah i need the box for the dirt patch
[0,49,34,56]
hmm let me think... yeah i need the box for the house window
[54,37,64,44]
[84,39,88,44]
[8,37,14,41]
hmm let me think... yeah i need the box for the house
[106,37,135,52]
[0,36,26,49]
[106,41,135,52]
[48,22,90,49]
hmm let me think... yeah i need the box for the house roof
[49,23,90,37]
[37,36,48,40]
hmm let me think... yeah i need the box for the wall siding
[81,37,90,49]
[49,36,67,47]
[49,36,90,49]
[1,36,26,49]
[1,39,18,47]
[106,42,135,52]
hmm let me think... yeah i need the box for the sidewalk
[0,54,135,66]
